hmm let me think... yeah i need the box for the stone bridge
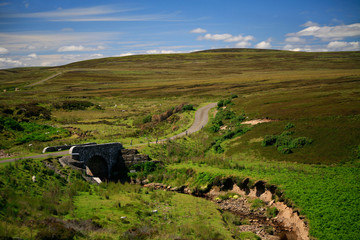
[68,142,150,181]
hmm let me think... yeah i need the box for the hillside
[0,49,360,239]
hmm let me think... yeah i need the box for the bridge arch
[86,155,109,181]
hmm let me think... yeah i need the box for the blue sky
[0,0,359,68]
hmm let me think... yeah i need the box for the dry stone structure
[59,142,150,181]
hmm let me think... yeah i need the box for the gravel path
[1,102,217,162]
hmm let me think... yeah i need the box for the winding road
[1,102,217,163]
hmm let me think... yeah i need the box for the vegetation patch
[261,123,312,154]
[53,100,94,111]
[0,117,69,149]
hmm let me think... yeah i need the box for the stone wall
[120,149,151,167]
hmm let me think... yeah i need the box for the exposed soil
[241,119,277,125]
[143,182,309,240]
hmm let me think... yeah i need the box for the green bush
[250,199,265,210]
[266,207,279,218]
[277,146,293,154]
[261,135,278,146]
[290,137,313,148]
[182,104,194,111]
[0,117,24,131]
[217,100,224,108]
[142,114,152,124]
[54,100,94,110]
[275,135,292,148]
[230,94,238,99]
[284,122,295,130]
[16,103,51,120]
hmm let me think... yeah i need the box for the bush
[290,137,313,148]
[262,135,278,146]
[54,100,94,110]
[277,146,293,154]
[36,220,77,240]
[275,135,292,148]
[182,104,194,111]
[266,207,279,218]
[16,103,51,120]
[230,94,238,99]
[217,100,224,108]
[0,117,24,131]
[142,115,152,124]
[250,199,265,210]
[284,122,295,130]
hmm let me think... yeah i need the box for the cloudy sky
[0,0,359,69]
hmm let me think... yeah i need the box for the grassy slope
[0,49,360,239]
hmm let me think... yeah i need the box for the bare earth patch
[241,119,276,125]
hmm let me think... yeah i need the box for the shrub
[142,115,152,124]
[284,122,295,130]
[182,104,194,111]
[16,103,51,120]
[230,94,238,99]
[0,117,24,131]
[275,135,292,148]
[277,146,293,154]
[290,137,313,148]
[54,100,94,110]
[261,135,278,146]
[266,207,279,218]
[217,100,224,108]
[250,199,265,210]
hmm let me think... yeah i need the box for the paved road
[1,102,217,163]
[154,102,217,143]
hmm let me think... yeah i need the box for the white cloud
[27,53,38,59]
[197,32,255,48]
[285,36,305,43]
[327,41,360,51]
[302,21,319,27]
[0,47,9,54]
[224,35,255,42]
[235,41,252,48]
[198,33,232,41]
[191,28,207,34]
[289,23,360,40]
[0,32,115,55]
[146,50,179,54]
[0,58,23,68]
[90,53,104,58]
[255,40,272,49]
[4,5,177,22]
[6,5,127,18]
[119,52,134,57]
[57,45,105,52]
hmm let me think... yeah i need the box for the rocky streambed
[142,181,309,240]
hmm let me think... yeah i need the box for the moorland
[0,48,359,239]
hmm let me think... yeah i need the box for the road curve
[1,102,217,162]
[156,102,217,143]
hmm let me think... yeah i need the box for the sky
[0,0,359,69]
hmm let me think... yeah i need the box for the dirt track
[1,102,217,162]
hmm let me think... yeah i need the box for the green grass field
[0,48,359,239]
